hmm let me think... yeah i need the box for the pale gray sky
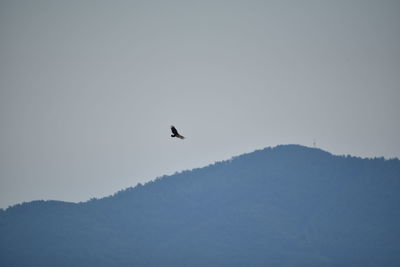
[1,0,399,209]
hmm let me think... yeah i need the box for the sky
[1,0,399,209]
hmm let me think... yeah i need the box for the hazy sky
[1,0,399,209]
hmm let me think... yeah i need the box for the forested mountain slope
[1,145,399,266]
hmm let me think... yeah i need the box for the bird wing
[171,125,179,135]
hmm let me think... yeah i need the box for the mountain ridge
[1,144,400,266]
[3,144,398,211]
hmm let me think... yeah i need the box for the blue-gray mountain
[1,145,400,266]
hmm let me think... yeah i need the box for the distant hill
[1,145,400,266]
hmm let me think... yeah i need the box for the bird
[170,125,185,139]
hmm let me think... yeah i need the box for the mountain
[1,145,400,266]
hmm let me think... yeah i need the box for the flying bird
[170,125,185,139]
